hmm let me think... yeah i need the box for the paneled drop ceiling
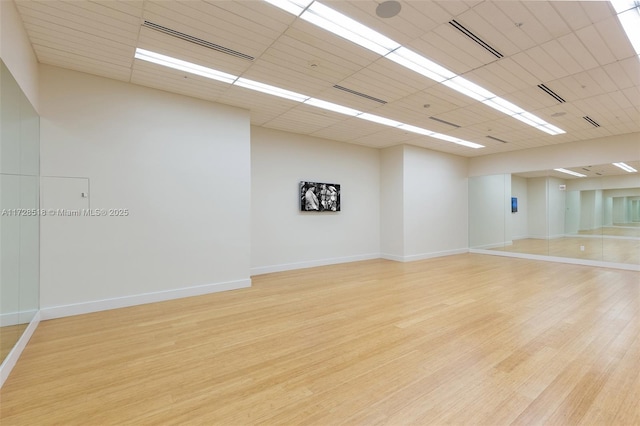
[14,0,640,157]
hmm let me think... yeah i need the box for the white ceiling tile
[551,2,592,32]
[12,0,640,158]
[595,16,637,61]
[540,39,582,76]
[556,32,599,71]
[511,51,553,83]
[581,1,616,25]
[434,1,472,18]
[523,2,571,39]
[603,62,635,90]
[576,25,617,66]
[523,46,569,81]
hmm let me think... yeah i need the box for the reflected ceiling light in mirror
[611,0,640,55]
[554,168,587,178]
[613,162,638,172]
[134,48,484,149]
[264,0,564,135]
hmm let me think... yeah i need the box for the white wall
[547,177,566,238]
[567,174,640,191]
[580,190,596,231]
[527,178,547,239]
[594,190,603,230]
[469,133,640,177]
[0,0,38,110]
[510,175,528,239]
[380,146,404,259]
[250,126,380,274]
[565,190,580,234]
[402,145,468,259]
[469,174,508,249]
[39,65,251,313]
[603,197,613,226]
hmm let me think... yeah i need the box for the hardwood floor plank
[1,254,638,425]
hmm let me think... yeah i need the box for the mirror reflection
[0,60,40,365]
[469,161,640,267]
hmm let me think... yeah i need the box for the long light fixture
[134,48,484,149]
[134,49,237,84]
[554,168,587,178]
[264,0,565,136]
[613,162,638,172]
[611,1,640,55]
[235,77,309,102]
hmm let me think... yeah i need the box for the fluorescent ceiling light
[398,124,435,136]
[536,125,562,136]
[135,48,484,150]
[301,1,400,56]
[543,124,565,135]
[482,96,524,115]
[386,47,456,82]
[611,0,638,13]
[442,76,495,102]
[134,48,237,84]
[358,113,402,127]
[612,1,640,55]
[431,132,484,149]
[263,0,313,16]
[263,1,565,136]
[235,78,310,102]
[554,168,587,178]
[304,98,361,116]
[613,162,638,172]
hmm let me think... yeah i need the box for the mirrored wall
[0,59,40,365]
[469,163,640,268]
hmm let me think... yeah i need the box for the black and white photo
[300,181,340,212]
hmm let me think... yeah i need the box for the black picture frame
[300,181,341,212]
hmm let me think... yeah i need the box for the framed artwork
[511,197,518,213]
[300,181,340,212]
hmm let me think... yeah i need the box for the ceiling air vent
[486,135,509,144]
[583,116,600,127]
[142,21,255,61]
[538,84,566,103]
[449,20,503,59]
[429,116,461,128]
[332,85,387,104]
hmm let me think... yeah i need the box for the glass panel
[0,59,40,365]
[475,165,640,268]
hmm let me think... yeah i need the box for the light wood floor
[0,324,28,364]
[578,226,640,237]
[1,254,639,425]
[491,236,640,265]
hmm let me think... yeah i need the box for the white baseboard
[0,310,38,327]
[381,248,469,263]
[1,311,41,389]
[470,242,512,250]
[251,253,380,275]
[40,278,252,321]
[380,253,404,262]
[469,249,640,272]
